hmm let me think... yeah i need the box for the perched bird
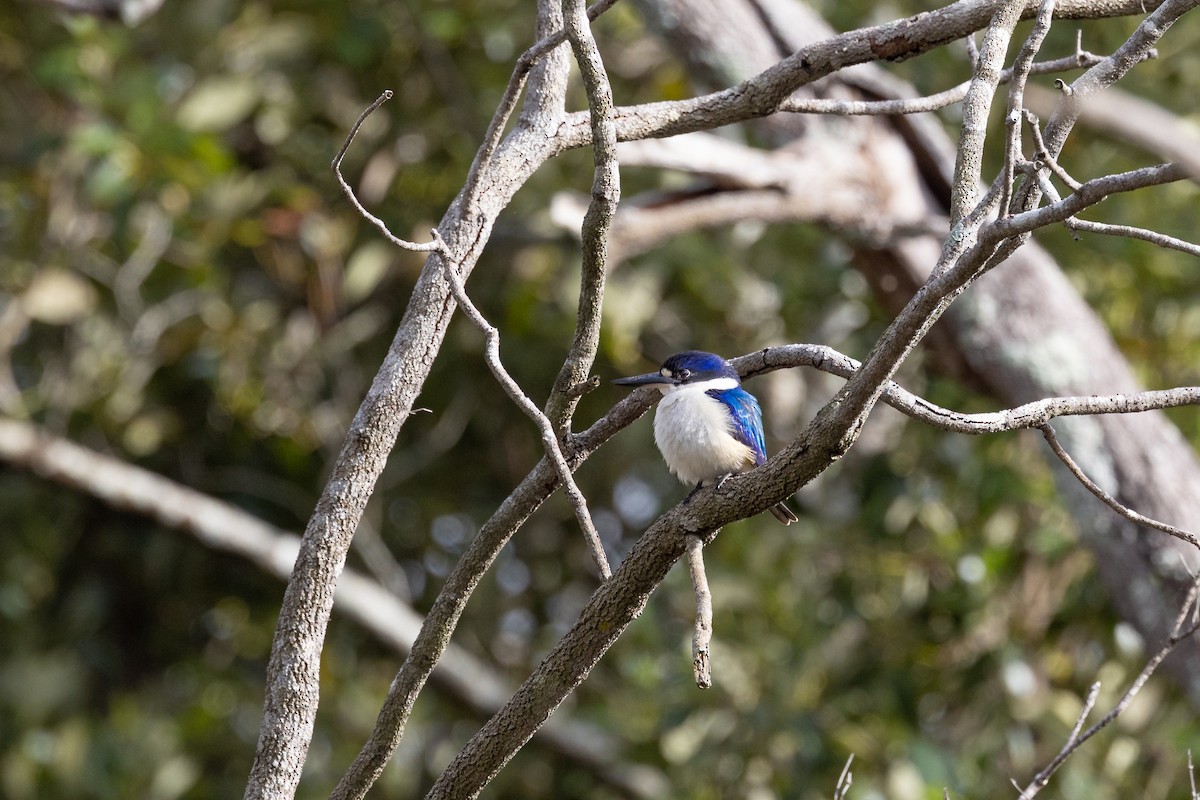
[614,350,798,525]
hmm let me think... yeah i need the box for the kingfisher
[614,350,798,525]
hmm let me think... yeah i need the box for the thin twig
[1039,423,1200,550]
[685,535,713,689]
[1020,579,1200,796]
[1065,217,1200,257]
[965,32,979,66]
[999,0,1057,217]
[1065,681,1101,747]
[1023,109,1083,190]
[778,52,1103,117]
[833,754,855,800]
[433,232,611,579]
[332,91,442,253]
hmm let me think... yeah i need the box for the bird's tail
[769,501,798,525]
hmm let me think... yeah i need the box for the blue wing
[706,387,768,465]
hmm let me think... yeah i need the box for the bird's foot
[685,475,733,504]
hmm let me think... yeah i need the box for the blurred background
[2,1,1200,798]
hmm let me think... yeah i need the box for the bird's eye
[677,369,691,381]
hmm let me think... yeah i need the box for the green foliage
[1,1,1198,798]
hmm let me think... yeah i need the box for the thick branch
[552,0,1170,151]
[244,5,575,797]
[949,0,1023,224]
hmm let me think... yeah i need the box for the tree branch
[1020,579,1200,796]
[777,51,1103,116]
[551,0,1171,152]
[543,0,621,438]
[1039,423,1200,550]
[950,0,1024,224]
[685,535,713,689]
[331,91,443,254]
[330,390,657,800]
[245,3,576,795]
[1064,217,1200,256]
[432,231,610,579]
[1020,0,1198,212]
[998,0,1056,217]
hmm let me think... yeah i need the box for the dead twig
[433,232,611,579]
[685,535,713,689]
[1020,579,1200,796]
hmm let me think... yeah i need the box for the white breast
[652,382,756,486]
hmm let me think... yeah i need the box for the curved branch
[551,0,1170,151]
[331,91,442,254]
[245,4,576,796]
[433,232,610,578]
[1040,423,1200,550]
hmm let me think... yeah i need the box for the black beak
[613,372,674,387]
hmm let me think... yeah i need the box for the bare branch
[1031,77,1200,183]
[545,0,621,435]
[461,0,622,208]
[1020,0,1197,213]
[331,91,442,254]
[1039,423,1200,550]
[331,387,658,800]
[685,535,713,689]
[433,231,611,579]
[833,754,855,800]
[551,0,1174,152]
[1021,109,1083,190]
[1020,580,1200,796]
[999,0,1057,217]
[1065,217,1200,257]
[1067,681,1102,748]
[985,162,1190,244]
[0,417,656,796]
[778,52,1103,116]
[249,6,577,795]
[740,344,1200,436]
[951,0,1024,224]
